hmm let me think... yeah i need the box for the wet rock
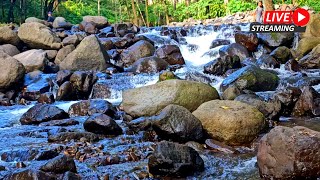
[122,79,219,117]
[113,23,139,37]
[91,82,111,99]
[60,35,111,71]
[148,141,204,177]
[256,54,280,68]
[3,169,56,180]
[55,45,75,65]
[220,65,279,92]
[159,71,178,81]
[294,37,320,58]
[209,39,230,49]
[0,44,20,56]
[13,49,49,73]
[185,71,213,84]
[0,52,25,92]
[219,43,249,61]
[1,149,38,162]
[235,32,258,51]
[62,34,81,46]
[37,92,55,104]
[130,56,169,73]
[18,22,61,49]
[222,86,242,100]
[48,132,99,142]
[235,94,281,120]
[79,21,98,34]
[270,46,291,64]
[56,70,72,85]
[192,100,265,145]
[257,126,320,179]
[34,150,59,161]
[205,139,237,154]
[40,155,77,173]
[20,104,69,125]
[39,118,79,126]
[0,25,20,46]
[258,32,294,48]
[284,59,300,72]
[99,38,114,50]
[119,40,155,67]
[56,81,74,101]
[274,87,302,116]
[83,16,109,29]
[84,113,122,135]
[154,45,185,65]
[152,104,203,142]
[61,171,81,180]
[299,44,320,69]
[204,55,241,76]
[292,86,320,117]
[69,71,98,100]
[279,73,320,88]
[53,17,72,29]
[68,99,117,118]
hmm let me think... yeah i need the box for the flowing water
[0,24,319,179]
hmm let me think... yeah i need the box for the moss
[159,71,178,82]
[270,32,279,42]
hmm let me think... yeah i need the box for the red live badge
[292,8,310,27]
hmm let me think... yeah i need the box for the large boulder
[192,100,265,145]
[59,35,110,71]
[20,104,69,125]
[148,141,204,177]
[130,56,169,73]
[119,40,155,67]
[84,113,122,135]
[55,45,75,65]
[151,104,203,142]
[0,26,20,46]
[122,79,220,117]
[0,52,25,92]
[235,32,258,51]
[258,32,294,48]
[18,22,61,49]
[25,17,46,24]
[220,65,279,92]
[292,86,320,117]
[203,55,241,76]
[13,49,48,73]
[303,13,320,38]
[218,43,249,61]
[257,126,320,179]
[154,45,185,65]
[299,44,320,69]
[0,44,20,56]
[62,34,81,46]
[53,17,72,29]
[294,37,320,58]
[270,46,291,64]
[83,16,109,29]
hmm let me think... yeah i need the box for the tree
[131,0,138,25]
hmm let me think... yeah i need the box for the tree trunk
[145,0,149,27]
[1,0,4,22]
[98,0,100,16]
[131,0,138,25]
[8,0,16,23]
[263,0,274,11]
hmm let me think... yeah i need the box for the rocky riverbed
[0,14,319,179]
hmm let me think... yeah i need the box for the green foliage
[227,0,256,14]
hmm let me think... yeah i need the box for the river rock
[69,71,97,99]
[235,32,258,51]
[56,81,74,101]
[210,39,230,49]
[130,56,169,73]
[148,141,204,177]
[192,100,265,145]
[119,40,155,67]
[235,94,281,120]
[18,22,61,49]
[53,17,72,29]
[55,45,75,65]
[59,35,110,71]
[90,82,111,99]
[122,79,220,117]
[0,44,20,56]
[257,126,320,179]
[20,104,69,125]
[152,104,203,142]
[79,21,98,34]
[3,169,55,180]
[220,65,279,92]
[62,34,81,46]
[219,43,249,61]
[84,113,122,135]
[303,13,320,38]
[37,92,55,104]
[0,52,25,92]
[292,86,320,117]
[48,132,99,142]
[256,54,280,68]
[113,23,139,37]
[299,44,320,69]
[13,49,48,73]
[55,70,71,86]
[258,32,294,47]
[39,118,79,126]
[284,59,300,72]
[0,26,20,46]
[270,46,291,64]
[40,155,77,173]
[154,45,185,65]
[45,50,57,61]
[83,16,109,29]
[159,71,178,81]
[185,71,213,84]
[294,37,320,58]
[61,171,81,180]
[68,99,117,118]
[204,55,241,75]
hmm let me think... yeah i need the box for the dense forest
[1,0,320,26]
